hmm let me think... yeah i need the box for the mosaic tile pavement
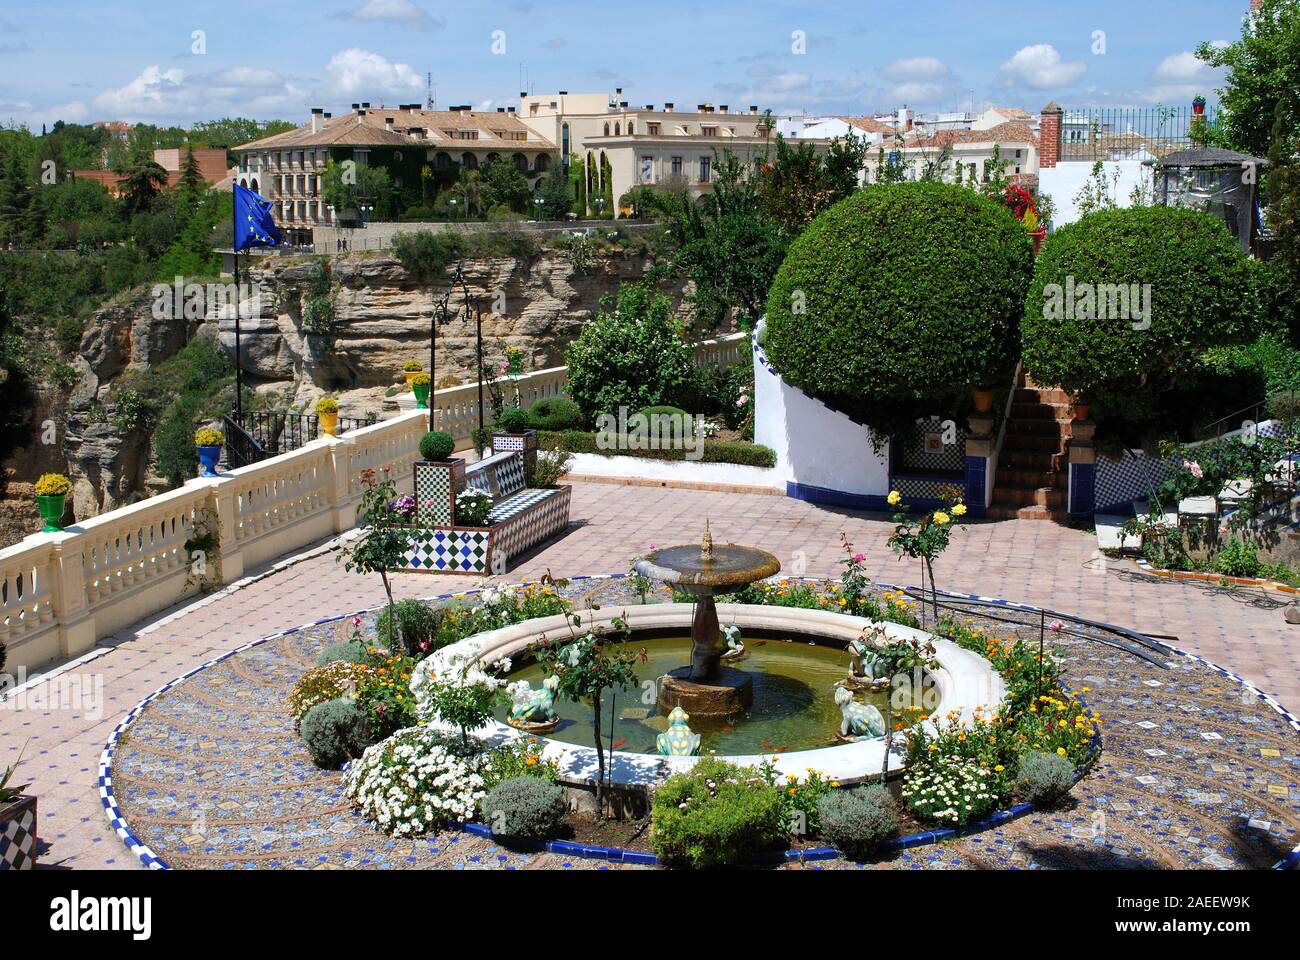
[108,576,1300,870]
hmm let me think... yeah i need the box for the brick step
[991,486,1066,509]
[997,467,1067,488]
[1006,417,1073,438]
[985,504,1071,521]
[1014,387,1072,406]
[998,449,1066,471]
[1001,433,1068,453]
[1009,401,1072,420]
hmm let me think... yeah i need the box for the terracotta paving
[3,479,1298,869]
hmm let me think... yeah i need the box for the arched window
[250,178,259,193]
[462,152,478,170]
[512,152,528,172]
[535,154,550,172]
[484,152,499,167]
[435,152,451,170]
[628,121,634,135]
[603,122,610,136]
[614,123,620,136]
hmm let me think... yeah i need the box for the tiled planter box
[0,794,38,870]
[492,430,538,476]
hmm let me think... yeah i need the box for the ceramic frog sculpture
[720,623,745,660]
[656,706,701,756]
[835,685,885,739]
[848,627,890,681]
[508,675,559,725]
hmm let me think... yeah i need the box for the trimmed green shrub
[538,430,776,467]
[651,757,787,868]
[525,396,584,431]
[564,280,697,425]
[1022,206,1260,426]
[1214,536,1262,578]
[1016,750,1077,806]
[418,430,455,461]
[314,641,370,667]
[299,697,373,768]
[495,407,530,433]
[636,405,691,419]
[481,776,568,841]
[817,785,898,859]
[764,183,1033,439]
[375,598,445,656]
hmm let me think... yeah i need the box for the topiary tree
[1021,206,1260,427]
[481,776,568,841]
[418,430,455,462]
[764,183,1033,440]
[299,697,373,768]
[563,280,698,426]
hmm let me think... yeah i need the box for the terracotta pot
[1073,403,1090,421]
[971,389,994,413]
[319,410,339,436]
[404,371,422,390]
[1192,101,1206,117]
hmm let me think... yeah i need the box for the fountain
[633,522,781,721]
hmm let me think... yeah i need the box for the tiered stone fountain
[634,522,781,721]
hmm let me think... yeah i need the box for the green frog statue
[656,706,701,756]
[507,675,559,732]
[720,623,746,661]
[847,625,891,688]
[835,685,885,740]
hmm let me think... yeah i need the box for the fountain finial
[701,519,714,562]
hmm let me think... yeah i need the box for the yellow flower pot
[319,410,339,436]
[404,371,421,391]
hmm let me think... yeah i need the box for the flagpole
[233,228,243,424]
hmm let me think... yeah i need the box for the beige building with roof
[234,102,556,240]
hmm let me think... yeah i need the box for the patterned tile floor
[4,480,1299,869]
[106,576,1300,871]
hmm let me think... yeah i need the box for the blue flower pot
[197,444,222,478]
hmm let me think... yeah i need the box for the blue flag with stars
[233,182,282,251]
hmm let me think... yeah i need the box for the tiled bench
[400,451,571,574]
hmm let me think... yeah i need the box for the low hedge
[538,430,776,468]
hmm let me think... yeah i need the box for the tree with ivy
[337,468,411,635]
[321,159,394,221]
[537,159,572,220]
[535,616,642,817]
[480,155,531,214]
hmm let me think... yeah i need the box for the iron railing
[223,411,379,467]
[1058,105,1217,162]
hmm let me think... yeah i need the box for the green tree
[0,146,39,246]
[117,145,168,218]
[321,160,394,221]
[1197,0,1300,158]
[757,132,869,230]
[537,160,571,220]
[336,469,412,632]
[480,155,531,214]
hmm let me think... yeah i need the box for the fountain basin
[411,604,1005,798]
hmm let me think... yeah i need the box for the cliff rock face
[3,247,677,534]
[218,249,686,409]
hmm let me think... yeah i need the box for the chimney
[615,87,622,96]
[1039,101,1063,169]
[507,107,516,113]
[385,116,394,132]
[358,107,367,118]
[351,103,360,112]
[720,105,729,114]
[897,105,911,132]
[664,102,674,112]
[323,112,332,120]
[750,105,759,115]
[362,101,370,109]
[646,104,654,111]
[559,90,568,96]
[310,108,323,134]
[620,100,628,109]
[520,91,528,97]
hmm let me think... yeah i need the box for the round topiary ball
[817,784,898,859]
[1022,206,1259,424]
[299,697,373,768]
[764,183,1033,437]
[496,407,531,433]
[481,775,568,841]
[314,641,370,668]
[525,397,585,431]
[418,430,456,462]
[1016,749,1077,805]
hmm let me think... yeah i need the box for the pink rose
[852,553,866,564]
[1049,619,1063,632]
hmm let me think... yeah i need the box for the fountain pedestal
[657,664,753,721]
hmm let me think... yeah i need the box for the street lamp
[448,197,458,220]
[430,284,453,433]
[451,261,485,450]
[533,196,545,221]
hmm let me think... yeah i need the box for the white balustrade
[0,540,57,664]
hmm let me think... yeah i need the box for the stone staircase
[988,377,1073,521]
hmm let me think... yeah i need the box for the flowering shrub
[901,755,1000,827]
[404,359,424,372]
[33,473,72,497]
[454,489,493,526]
[651,757,787,868]
[759,758,836,838]
[193,428,224,447]
[287,661,371,723]
[481,736,560,792]
[315,396,338,415]
[345,727,490,835]
[887,491,966,621]
[355,651,419,737]
[412,648,513,748]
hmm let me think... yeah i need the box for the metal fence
[1058,105,1217,162]
[223,411,379,468]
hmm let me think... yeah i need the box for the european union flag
[233,182,283,251]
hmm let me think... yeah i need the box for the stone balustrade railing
[0,409,429,676]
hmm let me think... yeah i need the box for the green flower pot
[36,494,65,532]
[413,382,430,410]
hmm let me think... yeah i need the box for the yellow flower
[887,490,901,506]
[934,512,950,525]
[1056,747,1067,756]
[952,503,967,517]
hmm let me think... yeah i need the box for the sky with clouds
[0,0,1252,130]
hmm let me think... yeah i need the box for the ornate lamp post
[450,262,485,448]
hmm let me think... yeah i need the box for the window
[561,122,570,162]
[535,154,550,172]
[513,153,528,171]
[647,122,660,136]
[435,152,451,170]
[614,123,620,136]
[628,121,634,135]
[639,156,653,183]
[604,123,610,136]
[701,125,718,137]
[462,152,478,169]
[455,129,479,140]
[699,156,711,182]
[670,155,683,176]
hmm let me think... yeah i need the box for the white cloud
[324,48,425,97]
[331,0,443,31]
[0,99,88,130]
[88,63,304,123]
[881,57,950,82]
[886,81,948,104]
[998,44,1086,90]
[1138,46,1226,105]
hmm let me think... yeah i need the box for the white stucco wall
[753,338,891,499]
[566,452,783,490]
[1039,159,1154,228]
